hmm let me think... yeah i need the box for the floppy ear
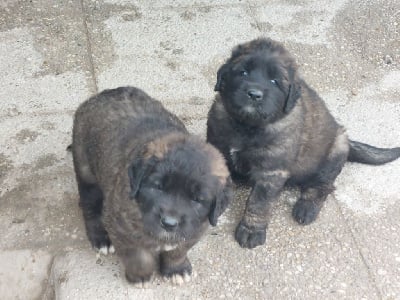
[214,63,231,92]
[283,68,301,113]
[128,156,157,199]
[283,83,301,113]
[208,177,233,226]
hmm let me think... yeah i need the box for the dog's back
[72,86,232,282]
[72,86,187,185]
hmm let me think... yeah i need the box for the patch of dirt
[180,10,196,20]
[14,129,39,144]
[41,121,56,131]
[333,0,400,67]
[58,271,69,284]
[0,0,89,77]
[84,1,143,75]
[0,0,141,86]
[33,154,60,171]
[165,60,179,70]
[0,164,86,252]
[0,153,13,184]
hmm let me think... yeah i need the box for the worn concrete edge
[42,249,82,300]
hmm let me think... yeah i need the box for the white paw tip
[95,245,115,256]
[170,273,191,285]
[99,246,109,255]
[163,244,178,251]
[172,274,184,286]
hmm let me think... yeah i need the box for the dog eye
[153,180,163,190]
[270,79,278,85]
[240,70,249,77]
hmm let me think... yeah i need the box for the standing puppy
[207,38,400,249]
[72,86,232,284]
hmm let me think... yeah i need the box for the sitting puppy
[72,86,232,284]
[207,38,400,249]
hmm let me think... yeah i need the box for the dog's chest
[226,126,292,173]
[228,129,271,157]
[227,135,269,173]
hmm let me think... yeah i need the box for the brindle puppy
[72,86,232,284]
[207,38,400,249]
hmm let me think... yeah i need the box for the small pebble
[384,55,393,64]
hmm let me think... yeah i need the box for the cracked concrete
[0,0,399,299]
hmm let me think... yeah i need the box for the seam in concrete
[0,110,76,120]
[143,3,249,10]
[333,197,384,300]
[40,253,57,300]
[79,0,99,94]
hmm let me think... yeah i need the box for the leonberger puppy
[72,86,232,284]
[207,38,400,249]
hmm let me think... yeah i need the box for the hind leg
[77,176,112,253]
[292,184,333,225]
[293,130,349,225]
[292,152,347,225]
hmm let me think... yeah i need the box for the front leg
[235,170,288,248]
[160,246,192,285]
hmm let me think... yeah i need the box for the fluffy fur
[72,86,232,283]
[207,38,400,249]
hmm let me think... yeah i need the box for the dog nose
[160,215,179,231]
[247,89,263,101]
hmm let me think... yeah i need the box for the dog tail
[348,140,400,165]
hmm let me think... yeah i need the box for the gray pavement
[0,0,399,299]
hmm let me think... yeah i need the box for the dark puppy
[207,38,400,249]
[72,86,232,284]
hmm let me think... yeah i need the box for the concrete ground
[0,0,399,299]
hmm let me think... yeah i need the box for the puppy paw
[292,199,321,225]
[235,220,266,249]
[125,272,153,287]
[161,259,192,286]
[86,220,112,253]
[90,232,113,255]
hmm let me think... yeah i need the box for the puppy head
[215,38,301,126]
[128,134,232,243]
